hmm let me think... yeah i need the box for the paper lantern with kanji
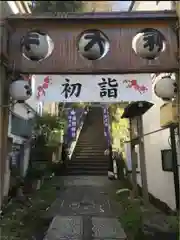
[154,76,177,101]
[132,28,166,60]
[21,31,54,61]
[9,79,32,102]
[77,29,110,60]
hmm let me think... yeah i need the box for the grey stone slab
[62,176,111,187]
[92,217,126,239]
[44,216,83,240]
[44,236,81,240]
[46,184,122,218]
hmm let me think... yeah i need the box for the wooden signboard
[7,11,178,74]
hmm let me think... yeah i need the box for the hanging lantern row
[20,28,166,62]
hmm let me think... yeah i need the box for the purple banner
[103,106,111,146]
[68,109,77,139]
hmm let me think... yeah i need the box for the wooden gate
[5,11,178,74]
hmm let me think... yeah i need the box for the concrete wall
[129,1,177,210]
[142,89,175,209]
[125,88,176,209]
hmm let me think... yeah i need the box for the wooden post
[0,67,10,209]
[137,115,149,206]
[169,125,180,211]
[129,118,138,198]
[175,3,180,188]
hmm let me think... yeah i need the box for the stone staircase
[66,107,109,176]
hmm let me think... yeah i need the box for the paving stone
[62,176,111,187]
[44,216,82,240]
[92,217,126,239]
[47,185,121,218]
[44,176,126,240]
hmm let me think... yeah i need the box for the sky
[111,1,132,11]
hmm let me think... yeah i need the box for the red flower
[37,85,45,99]
[131,79,137,86]
[44,76,50,84]
[42,82,49,89]
[140,85,148,92]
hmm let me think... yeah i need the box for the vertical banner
[103,106,111,146]
[67,110,72,139]
[68,109,77,139]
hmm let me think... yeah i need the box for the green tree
[109,104,129,156]
[34,113,66,140]
[30,1,83,13]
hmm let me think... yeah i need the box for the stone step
[78,137,105,140]
[78,134,105,138]
[77,140,106,143]
[67,165,109,171]
[73,156,107,160]
[74,156,106,159]
[70,162,108,167]
[77,140,106,144]
[73,152,105,156]
[80,128,104,131]
[74,156,106,160]
[73,154,106,157]
[68,159,108,164]
[76,146,106,149]
[74,149,106,152]
[74,148,106,152]
[75,144,107,147]
[70,157,108,161]
[69,162,108,166]
[74,150,106,153]
[64,170,108,176]
[74,147,106,155]
[80,130,104,133]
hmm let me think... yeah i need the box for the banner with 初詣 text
[34,74,152,103]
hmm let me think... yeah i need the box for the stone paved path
[44,176,126,240]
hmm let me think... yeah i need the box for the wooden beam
[6,10,177,23]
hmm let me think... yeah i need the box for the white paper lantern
[77,29,110,60]
[132,28,166,60]
[154,76,177,101]
[21,31,54,61]
[9,80,32,101]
